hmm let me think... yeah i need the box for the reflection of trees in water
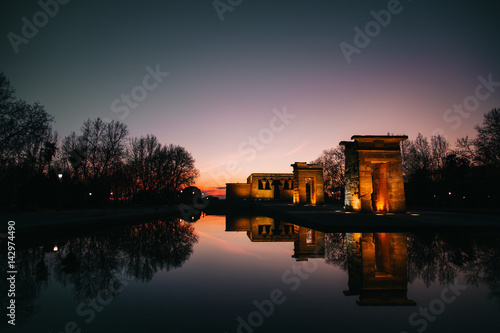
[120,220,199,282]
[324,233,347,271]
[0,218,198,326]
[52,218,198,300]
[324,231,500,308]
[0,246,49,329]
[407,231,500,309]
[52,232,124,302]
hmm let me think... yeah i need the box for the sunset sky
[1,0,499,196]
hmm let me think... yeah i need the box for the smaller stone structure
[226,173,294,201]
[340,135,407,213]
[226,162,324,205]
[291,162,324,205]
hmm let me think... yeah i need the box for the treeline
[402,109,499,207]
[0,73,198,211]
[324,231,500,306]
[313,108,500,208]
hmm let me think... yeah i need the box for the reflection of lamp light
[53,246,58,252]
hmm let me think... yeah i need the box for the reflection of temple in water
[344,232,415,306]
[225,215,325,261]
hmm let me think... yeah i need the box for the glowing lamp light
[58,173,63,180]
[89,192,92,196]
[448,192,452,195]
[53,246,58,252]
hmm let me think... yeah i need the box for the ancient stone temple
[340,135,407,213]
[226,173,294,202]
[291,162,324,205]
[226,162,324,205]
[343,232,415,306]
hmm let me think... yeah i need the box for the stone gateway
[340,135,407,213]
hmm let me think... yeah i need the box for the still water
[2,214,499,333]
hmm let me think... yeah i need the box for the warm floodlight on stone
[226,162,324,206]
[290,162,324,205]
[340,135,408,213]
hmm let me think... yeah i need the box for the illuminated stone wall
[226,183,251,200]
[340,135,407,213]
[226,162,324,205]
[291,162,324,205]
[247,173,294,201]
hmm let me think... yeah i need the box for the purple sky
[1,0,499,195]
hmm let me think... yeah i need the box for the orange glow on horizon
[196,184,226,197]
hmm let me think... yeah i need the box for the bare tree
[126,136,199,201]
[0,72,15,111]
[0,72,57,175]
[402,133,432,178]
[62,118,128,183]
[164,144,199,192]
[430,134,449,171]
[471,108,500,167]
[0,72,58,209]
[311,145,345,200]
[127,134,161,192]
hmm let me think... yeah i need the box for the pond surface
[2,214,499,333]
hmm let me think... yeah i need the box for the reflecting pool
[2,214,499,333]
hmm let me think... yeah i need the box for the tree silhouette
[458,108,500,168]
[0,72,58,210]
[311,145,345,201]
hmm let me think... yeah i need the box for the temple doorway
[371,164,389,212]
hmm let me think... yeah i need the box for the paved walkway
[0,206,179,234]
[255,203,500,232]
[2,202,499,236]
